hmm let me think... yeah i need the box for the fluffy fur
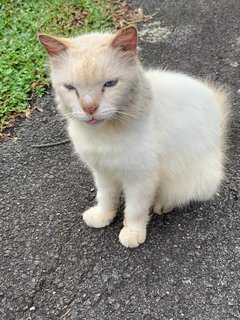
[38,26,230,248]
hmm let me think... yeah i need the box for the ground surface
[1,0,239,319]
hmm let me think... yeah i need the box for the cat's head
[38,26,140,126]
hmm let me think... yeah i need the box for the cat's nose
[82,102,99,115]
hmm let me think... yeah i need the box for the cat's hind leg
[154,152,224,211]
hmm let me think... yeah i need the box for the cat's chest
[81,136,126,162]
[78,131,138,169]
[68,121,155,176]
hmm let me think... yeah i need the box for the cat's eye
[104,79,118,88]
[64,84,76,91]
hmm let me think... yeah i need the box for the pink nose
[82,102,99,115]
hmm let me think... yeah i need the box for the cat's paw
[153,203,164,215]
[119,227,146,248]
[153,203,174,214]
[82,206,114,228]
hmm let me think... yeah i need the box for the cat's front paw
[119,227,146,248]
[83,206,114,228]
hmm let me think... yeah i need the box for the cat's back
[144,69,228,153]
[145,69,223,124]
[145,69,216,107]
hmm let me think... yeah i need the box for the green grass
[0,0,115,127]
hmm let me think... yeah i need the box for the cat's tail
[205,81,231,152]
[213,85,231,152]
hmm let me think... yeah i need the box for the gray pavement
[1,0,240,319]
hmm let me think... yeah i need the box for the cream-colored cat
[38,26,229,248]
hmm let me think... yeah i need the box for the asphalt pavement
[1,0,239,319]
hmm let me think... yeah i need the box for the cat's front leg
[119,177,157,248]
[83,171,121,228]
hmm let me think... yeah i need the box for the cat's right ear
[37,34,71,57]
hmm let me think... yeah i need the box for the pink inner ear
[38,35,68,56]
[112,27,137,53]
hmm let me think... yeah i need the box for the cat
[38,26,230,248]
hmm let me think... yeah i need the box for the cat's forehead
[70,32,113,51]
[73,55,101,84]
[68,33,118,85]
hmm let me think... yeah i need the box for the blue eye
[104,79,118,88]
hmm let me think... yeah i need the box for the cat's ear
[37,34,71,57]
[111,26,138,54]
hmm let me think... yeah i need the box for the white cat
[38,26,230,248]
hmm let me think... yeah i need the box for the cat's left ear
[111,26,138,55]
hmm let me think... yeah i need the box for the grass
[0,0,115,128]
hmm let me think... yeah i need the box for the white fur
[84,94,93,105]
[45,31,229,248]
[68,70,227,247]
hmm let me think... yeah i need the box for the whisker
[100,106,140,120]
[111,114,132,130]
[115,110,139,119]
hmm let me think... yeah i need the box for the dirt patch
[111,0,152,29]
[70,1,152,30]
[139,21,171,43]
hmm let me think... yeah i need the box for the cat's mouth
[87,117,105,126]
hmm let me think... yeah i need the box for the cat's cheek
[57,90,81,111]
[100,96,119,113]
